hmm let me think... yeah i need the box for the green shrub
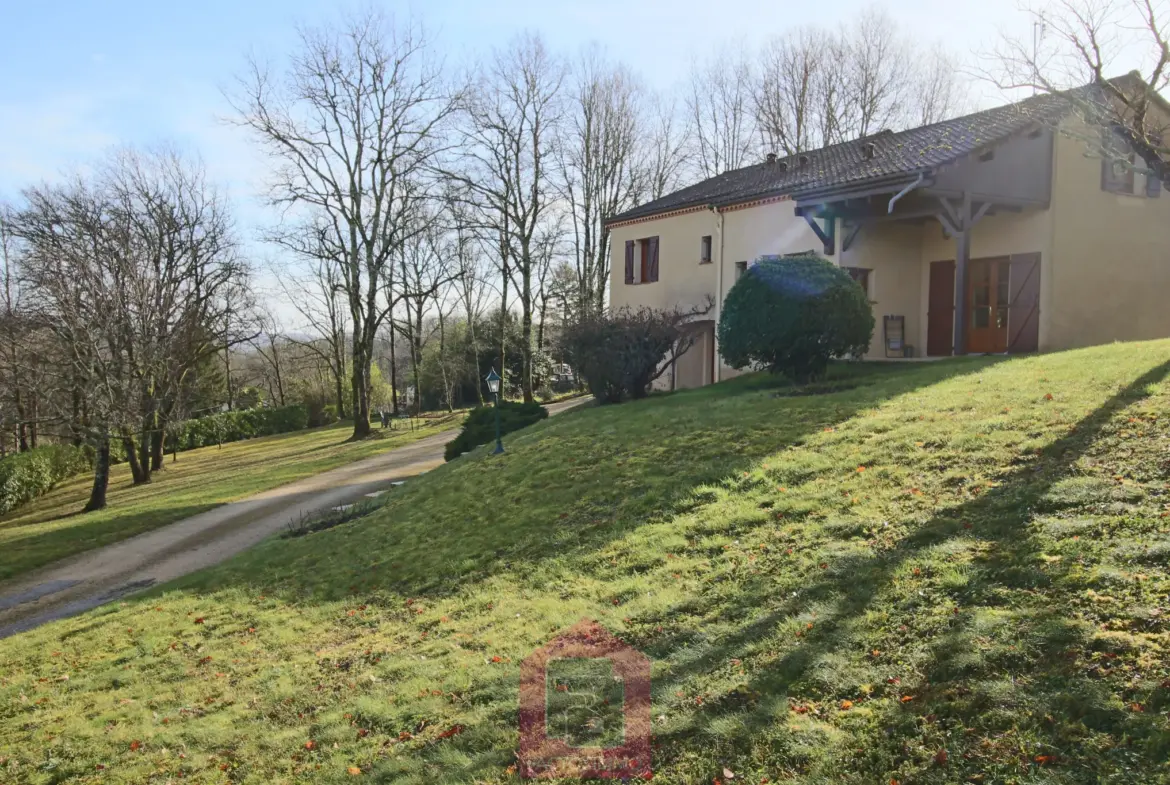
[560,305,703,404]
[0,445,91,515]
[718,253,874,382]
[444,401,548,461]
[169,405,310,452]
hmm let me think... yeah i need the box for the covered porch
[791,129,1053,359]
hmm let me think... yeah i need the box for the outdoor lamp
[484,368,504,454]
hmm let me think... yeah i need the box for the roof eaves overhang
[792,170,935,209]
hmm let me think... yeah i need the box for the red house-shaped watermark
[518,619,652,779]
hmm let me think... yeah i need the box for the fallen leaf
[839,700,853,710]
[934,748,948,765]
[348,766,362,775]
[723,767,735,779]
[900,695,915,703]
[129,740,141,752]
[304,740,317,750]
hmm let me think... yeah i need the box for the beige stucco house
[607,83,1170,389]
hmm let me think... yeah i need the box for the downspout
[887,172,925,213]
[712,204,725,383]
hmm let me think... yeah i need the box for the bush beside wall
[444,401,548,461]
[0,445,92,515]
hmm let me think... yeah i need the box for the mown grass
[2,344,1170,784]
[0,414,462,584]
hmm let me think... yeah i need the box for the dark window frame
[700,235,712,264]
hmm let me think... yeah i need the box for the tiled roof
[607,91,1073,225]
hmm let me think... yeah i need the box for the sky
[0,0,1061,314]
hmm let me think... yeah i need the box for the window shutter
[648,237,660,282]
[624,241,635,284]
[1006,253,1041,353]
[1148,174,1163,198]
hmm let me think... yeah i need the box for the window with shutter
[700,235,712,264]
[624,240,635,284]
[647,237,659,282]
[843,267,872,299]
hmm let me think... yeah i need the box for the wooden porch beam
[802,213,836,256]
[952,193,973,357]
[842,222,864,254]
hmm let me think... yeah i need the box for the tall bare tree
[755,27,825,156]
[558,49,642,317]
[231,10,459,438]
[687,45,758,176]
[984,0,1169,176]
[450,33,565,403]
[641,91,692,200]
[12,149,248,508]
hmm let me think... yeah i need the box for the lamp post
[485,368,504,454]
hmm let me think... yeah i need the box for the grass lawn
[2,343,1170,784]
[0,414,463,584]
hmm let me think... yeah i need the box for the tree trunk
[351,341,371,439]
[123,432,147,485]
[15,387,27,452]
[150,425,165,472]
[29,393,38,448]
[437,308,453,413]
[389,309,401,417]
[84,434,111,512]
[520,248,535,404]
[333,339,347,419]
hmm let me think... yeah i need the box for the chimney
[766,152,777,164]
[799,155,810,167]
[778,161,789,172]
[862,142,876,160]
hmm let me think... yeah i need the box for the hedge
[169,404,310,452]
[444,401,548,461]
[0,445,92,515]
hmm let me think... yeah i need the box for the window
[1101,129,1137,195]
[844,266,872,299]
[623,237,659,284]
[700,235,712,264]
[734,261,747,281]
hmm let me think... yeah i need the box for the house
[607,79,1170,389]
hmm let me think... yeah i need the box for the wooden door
[927,261,955,356]
[967,257,1011,354]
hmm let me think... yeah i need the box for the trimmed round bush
[718,253,874,382]
[444,401,548,461]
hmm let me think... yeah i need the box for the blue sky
[0,0,1037,198]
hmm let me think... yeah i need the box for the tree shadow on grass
[191,358,1003,608]
[645,359,1170,783]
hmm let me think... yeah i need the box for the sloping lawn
[1,344,1169,784]
[0,415,462,583]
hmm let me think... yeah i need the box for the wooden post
[952,193,972,357]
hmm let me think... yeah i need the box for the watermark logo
[519,619,652,779]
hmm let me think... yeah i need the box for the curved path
[0,398,587,638]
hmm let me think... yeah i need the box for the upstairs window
[623,237,659,284]
[1101,129,1137,195]
[700,235,712,264]
[734,261,747,281]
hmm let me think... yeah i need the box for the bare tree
[276,250,350,418]
[641,91,692,200]
[12,149,248,508]
[984,0,1169,174]
[231,10,460,438]
[687,46,759,176]
[558,48,642,317]
[249,309,289,407]
[755,28,825,156]
[911,45,969,126]
[450,32,565,403]
[841,8,914,139]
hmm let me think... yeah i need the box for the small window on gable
[734,261,748,281]
[1101,129,1137,195]
[844,267,872,299]
[700,235,712,264]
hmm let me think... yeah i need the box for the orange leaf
[1044,393,1054,400]
[900,695,915,703]
[194,617,205,624]
[129,740,141,751]
[934,749,948,765]
[348,766,362,775]
[304,740,317,750]
[839,700,853,710]
[857,466,866,472]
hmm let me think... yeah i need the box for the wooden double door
[927,254,1041,356]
